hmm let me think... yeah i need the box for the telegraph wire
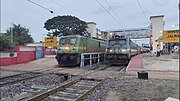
[50,0,75,15]
[49,0,89,21]
[95,0,124,29]
[27,0,54,14]
[104,0,126,28]
[136,0,149,24]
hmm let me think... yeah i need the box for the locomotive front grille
[57,54,79,66]
[106,53,129,65]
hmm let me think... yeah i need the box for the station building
[150,15,165,53]
[150,15,179,53]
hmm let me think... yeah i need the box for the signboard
[44,36,58,48]
[162,30,180,43]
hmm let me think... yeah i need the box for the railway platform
[126,53,179,80]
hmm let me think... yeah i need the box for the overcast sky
[1,0,179,42]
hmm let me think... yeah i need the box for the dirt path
[105,91,119,101]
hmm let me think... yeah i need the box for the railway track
[1,64,126,101]
[0,72,43,87]
[94,63,127,72]
[1,73,74,101]
[27,65,126,101]
[27,77,104,101]
[104,65,126,71]
[0,67,69,87]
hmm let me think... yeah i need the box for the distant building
[97,28,106,40]
[150,15,165,52]
[86,22,97,38]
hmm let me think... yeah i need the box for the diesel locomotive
[56,35,106,66]
[105,35,140,65]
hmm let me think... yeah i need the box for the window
[109,39,126,46]
[59,38,77,45]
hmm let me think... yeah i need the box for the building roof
[150,15,164,19]
[87,22,96,25]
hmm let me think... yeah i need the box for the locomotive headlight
[64,47,70,50]
[109,49,113,52]
[121,49,127,52]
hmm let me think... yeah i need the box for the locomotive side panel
[86,38,106,53]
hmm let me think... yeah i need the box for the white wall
[150,16,164,53]
[87,22,97,38]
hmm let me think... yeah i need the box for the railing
[80,52,105,70]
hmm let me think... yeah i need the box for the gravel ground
[0,73,71,99]
[84,77,179,101]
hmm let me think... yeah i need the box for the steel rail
[0,74,44,87]
[74,79,105,101]
[27,77,81,101]
[27,77,105,101]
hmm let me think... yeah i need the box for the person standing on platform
[174,44,179,58]
[156,45,160,57]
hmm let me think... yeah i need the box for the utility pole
[11,27,13,45]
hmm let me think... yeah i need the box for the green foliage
[0,34,13,51]
[4,24,34,45]
[44,15,89,36]
[0,24,34,51]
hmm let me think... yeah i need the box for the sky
[1,0,179,42]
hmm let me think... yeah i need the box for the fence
[80,52,105,70]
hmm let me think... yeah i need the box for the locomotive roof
[60,35,106,42]
[59,35,82,38]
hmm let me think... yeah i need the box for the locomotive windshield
[59,38,77,45]
[109,39,126,46]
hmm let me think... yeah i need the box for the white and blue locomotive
[105,35,140,65]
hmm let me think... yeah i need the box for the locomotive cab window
[59,38,77,45]
[109,39,126,46]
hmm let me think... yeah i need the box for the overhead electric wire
[49,0,89,21]
[95,0,124,29]
[50,0,75,14]
[136,0,149,24]
[104,0,126,28]
[27,0,54,14]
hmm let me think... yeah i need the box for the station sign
[44,36,58,48]
[162,30,179,43]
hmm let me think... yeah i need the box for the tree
[4,24,34,45]
[0,34,13,51]
[44,15,89,36]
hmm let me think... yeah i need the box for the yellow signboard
[162,30,180,43]
[44,36,58,48]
